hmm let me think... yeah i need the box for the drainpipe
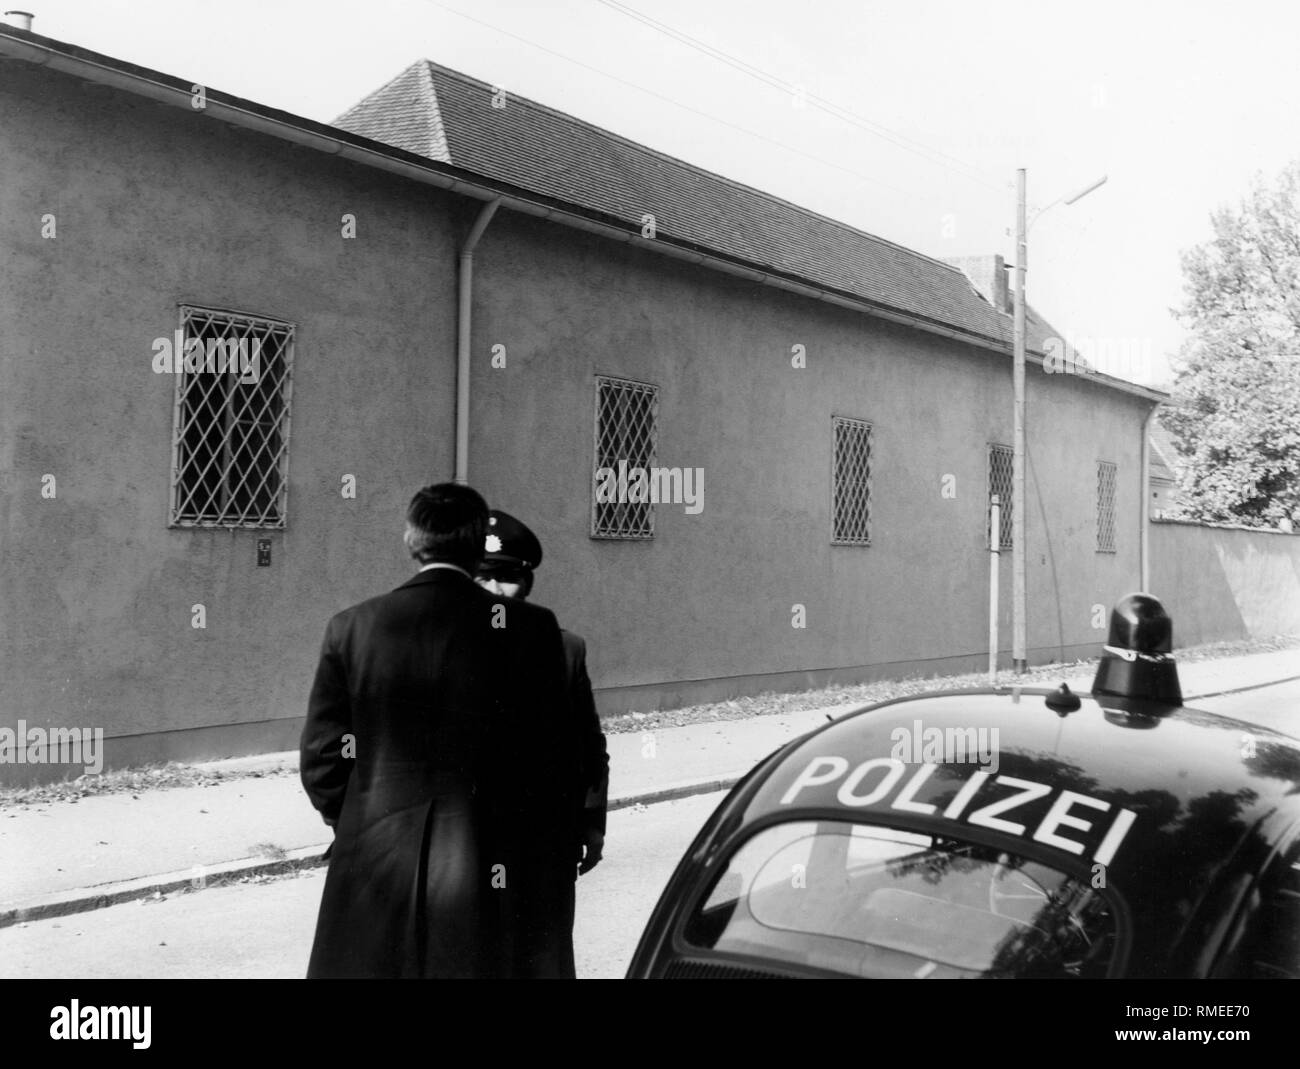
[1140,402,1160,591]
[455,198,500,484]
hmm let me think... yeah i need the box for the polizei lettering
[777,756,1137,866]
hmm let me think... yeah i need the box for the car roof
[722,686,1300,974]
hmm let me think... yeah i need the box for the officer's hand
[578,829,604,875]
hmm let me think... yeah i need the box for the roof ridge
[418,61,450,164]
[416,59,978,279]
[332,58,427,125]
[335,58,449,164]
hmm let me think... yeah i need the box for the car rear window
[683,820,1119,978]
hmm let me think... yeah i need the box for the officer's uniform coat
[541,628,610,977]
[301,567,576,978]
[562,629,609,837]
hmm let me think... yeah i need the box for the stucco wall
[1150,520,1300,646]
[1,62,1156,782]
[468,212,1150,710]
[1,64,459,783]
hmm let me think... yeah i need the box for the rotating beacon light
[1091,593,1182,706]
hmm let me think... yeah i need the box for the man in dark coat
[300,483,578,978]
[476,509,611,978]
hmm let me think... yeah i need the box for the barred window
[1097,461,1118,553]
[592,376,658,539]
[832,416,872,545]
[169,306,295,529]
[988,444,1013,549]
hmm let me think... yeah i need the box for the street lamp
[1011,170,1108,674]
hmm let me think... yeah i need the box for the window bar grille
[219,372,236,518]
[988,444,1014,549]
[1097,461,1118,553]
[168,306,295,529]
[591,376,658,539]
[831,416,872,545]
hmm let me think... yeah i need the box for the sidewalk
[2,647,1297,927]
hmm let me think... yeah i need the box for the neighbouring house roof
[1149,421,1181,482]
[335,61,1024,353]
[941,253,1079,355]
[1149,420,1182,518]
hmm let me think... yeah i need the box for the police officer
[476,509,610,978]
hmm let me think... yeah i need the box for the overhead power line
[593,0,1012,194]
[416,0,942,202]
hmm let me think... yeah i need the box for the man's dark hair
[404,483,489,570]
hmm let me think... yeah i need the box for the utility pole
[1010,170,1106,676]
[1012,168,1028,675]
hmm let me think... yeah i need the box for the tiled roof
[335,61,450,163]
[334,60,1017,349]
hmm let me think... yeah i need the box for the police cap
[482,509,543,572]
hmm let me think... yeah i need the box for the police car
[627,595,1300,979]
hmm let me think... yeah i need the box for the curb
[1182,674,1300,703]
[606,777,739,812]
[0,844,328,930]
[0,778,742,930]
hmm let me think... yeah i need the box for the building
[0,25,1166,783]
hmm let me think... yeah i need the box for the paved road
[1195,677,1300,738]
[1,677,1295,981]
[0,792,727,980]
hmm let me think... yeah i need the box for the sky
[14,0,1300,386]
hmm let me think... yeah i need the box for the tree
[1163,160,1300,527]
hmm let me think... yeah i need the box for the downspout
[1140,401,1160,591]
[455,198,501,484]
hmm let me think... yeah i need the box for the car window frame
[667,807,1134,979]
